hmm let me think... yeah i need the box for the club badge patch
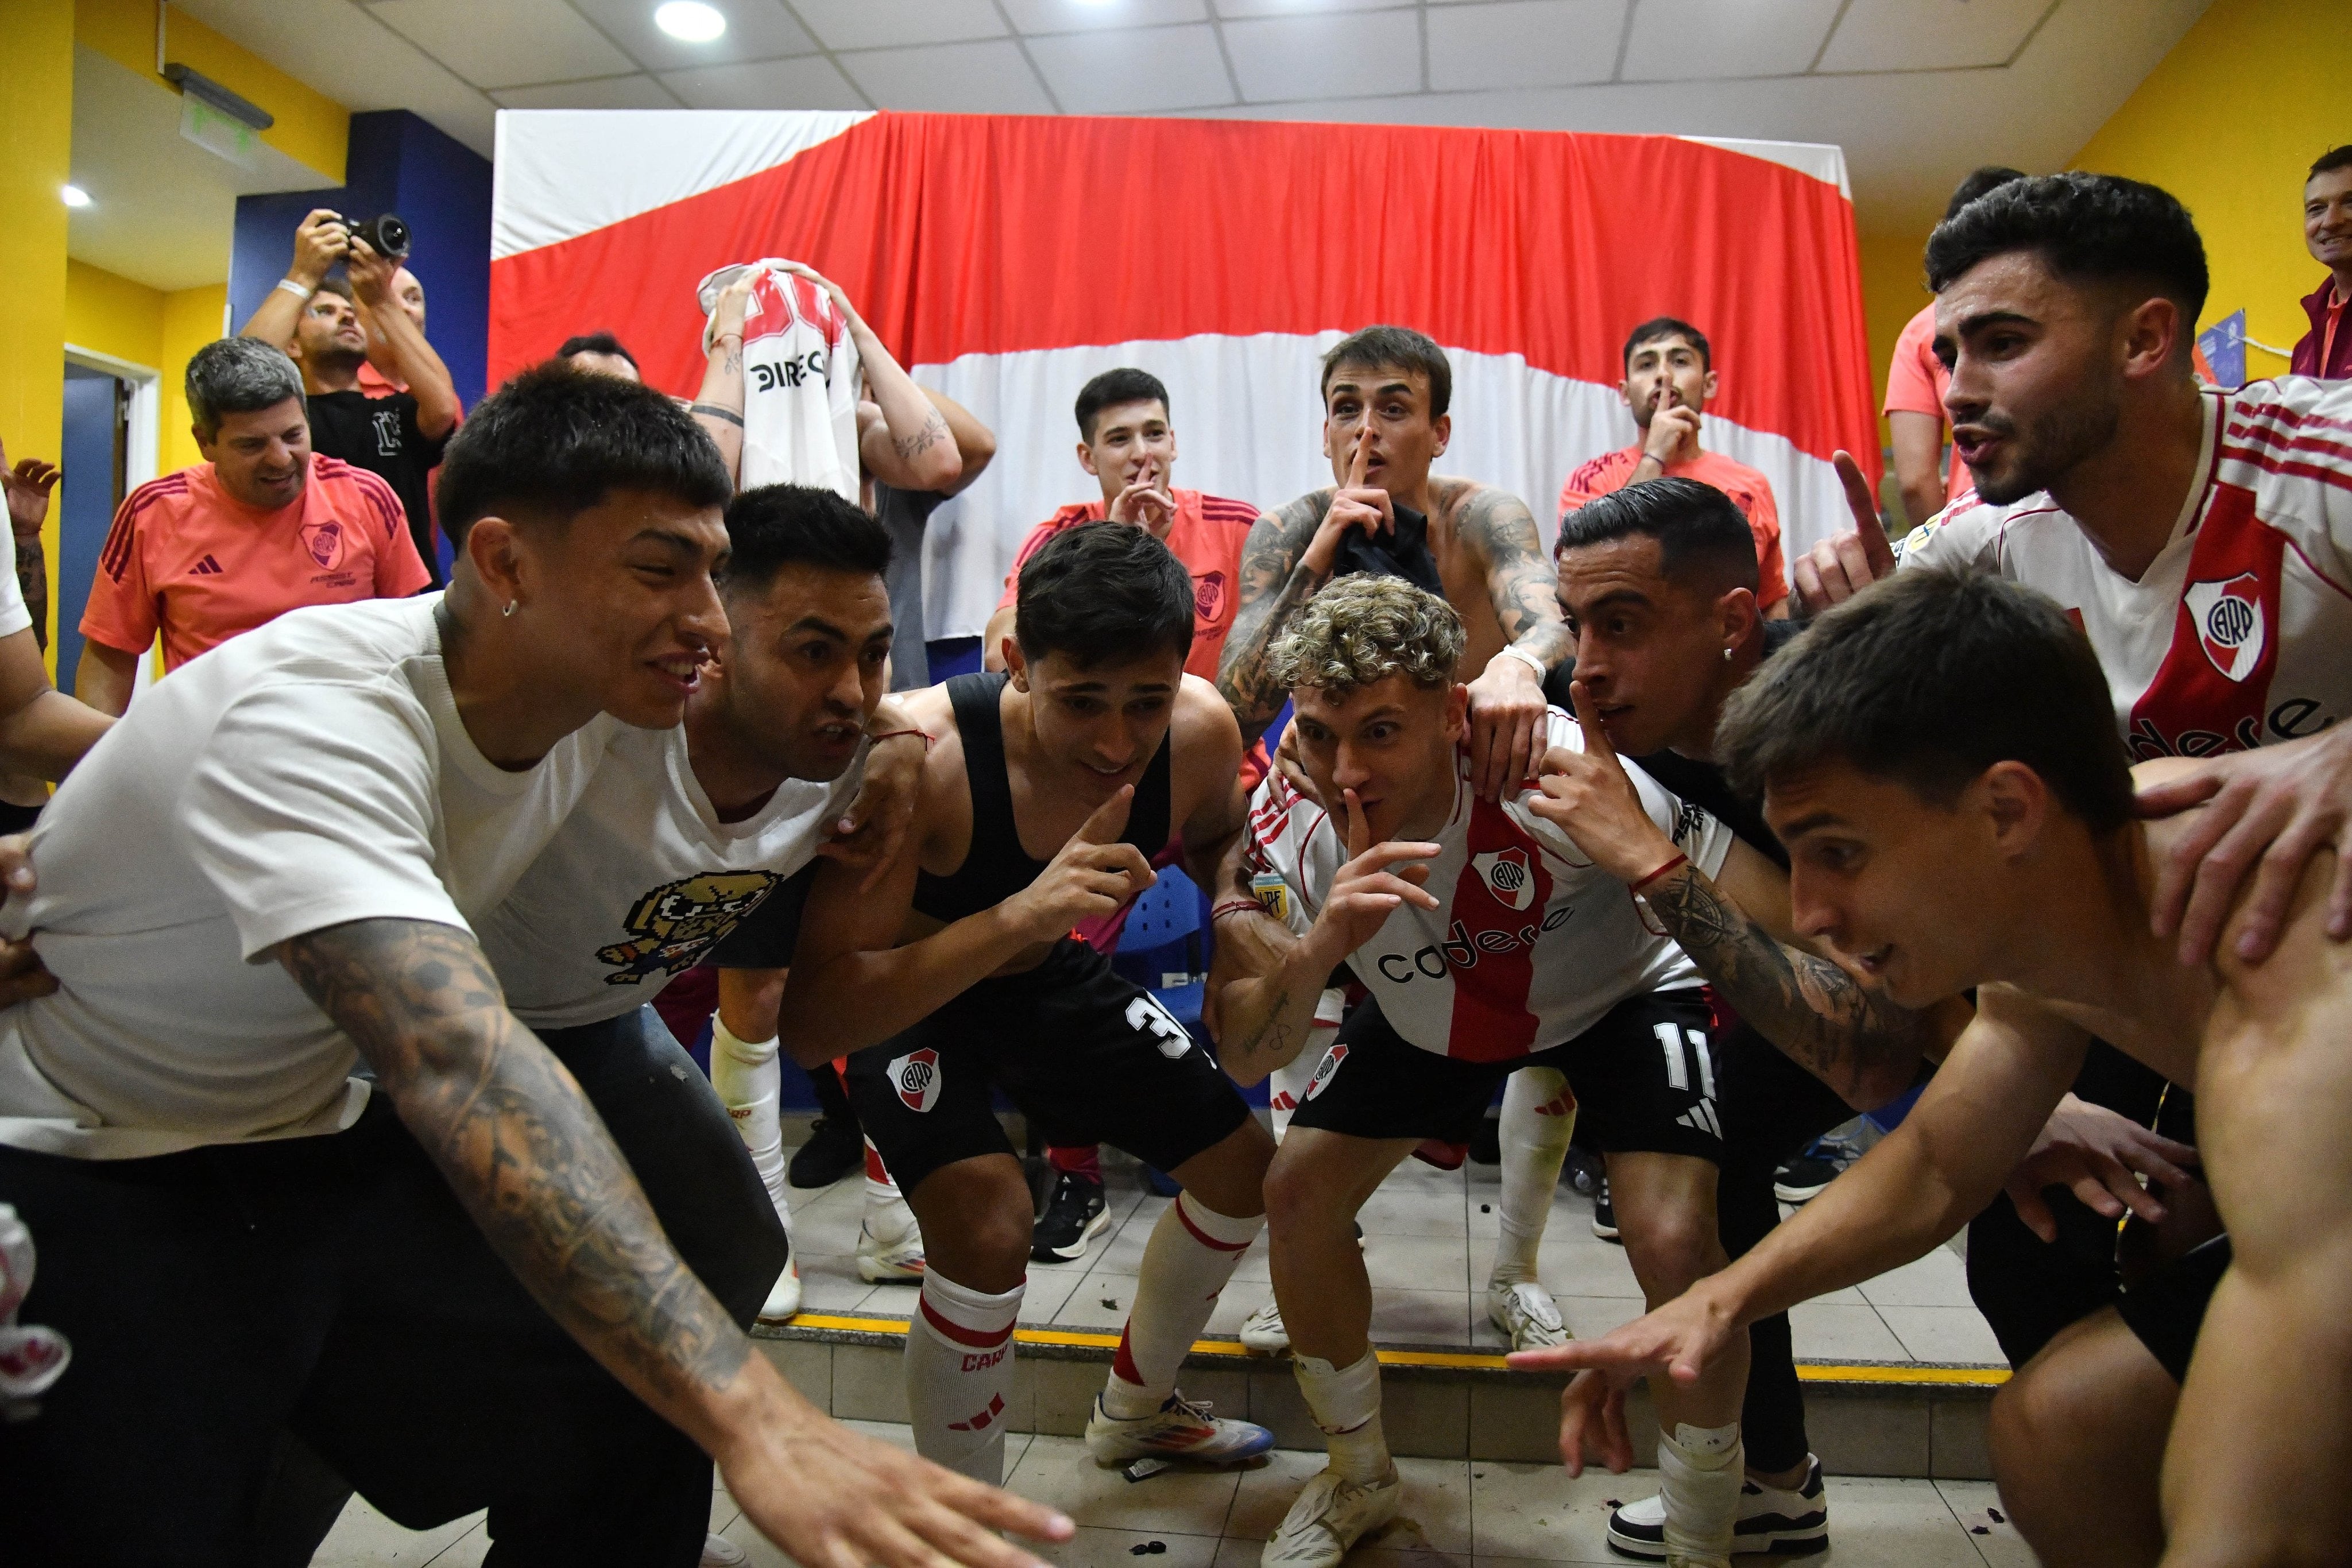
[1302,1043,1348,1102]
[889,1047,943,1113]
[1471,848,1534,911]
[2185,572,2265,683]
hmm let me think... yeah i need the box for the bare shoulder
[1172,675,1247,818]
[2212,853,2349,1013]
[1436,478,1539,547]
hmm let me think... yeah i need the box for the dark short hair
[185,338,305,438]
[1925,173,2209,337]
[312,274,354,303]
[556,331,640,370]
[1015,521,1194,671]
[1075,368,1169,443]
[1945,166,2028,222]
[1554,477,1758,594]
[1717,568,2132,834]
[434,362,733,548]
[2311,145,2352,180]
[721,484,891,600]
[1624,316,1710,373]
[1320,326,1452,419]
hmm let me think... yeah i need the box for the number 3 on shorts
[1125,994,1193,1059]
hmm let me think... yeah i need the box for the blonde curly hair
[1266,574,1465,697]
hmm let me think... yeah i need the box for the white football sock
[1267,989,1343,1141]
[906,1270,1024,1484]
[1658,1420,1743,1566]
[710,1016,791,1231]
[864,1138,903,1206]
[1294,1349,1390,1485]
[1102,1193,1263,1419]
[1492,1066,1576,1285]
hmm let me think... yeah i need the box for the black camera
[344,213,411,261]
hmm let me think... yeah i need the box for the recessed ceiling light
[61,184,91,208]
[655,1,726,42]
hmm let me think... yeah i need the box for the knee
[1262,1148,1339,1240]
[916,1168,1034,1290]
[1623,1207,1721,1299]
[1183,1121,1274,1219]
[1987,1357,2079,1484]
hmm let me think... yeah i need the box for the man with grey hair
[76,336,430,714]
[1209,572,1749,1568]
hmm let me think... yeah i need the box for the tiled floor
[313,1420,2035,1566]
[793,1144,2003,1366]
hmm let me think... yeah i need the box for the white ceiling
[173,0,2212,232]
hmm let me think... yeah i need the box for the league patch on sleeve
[1250,871,1290,923]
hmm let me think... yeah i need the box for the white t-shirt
[0,545,30,640]
[478,723,862,1031]
[1241,709,1731,1061]
[699,260,863,502]
[1900,379,2352,757]
[0,595,614,1159]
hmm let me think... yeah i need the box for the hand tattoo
[1217,493,1337,742]
[14,536,44,652]
[281,919,750,1406]
[1645,866,1927,1108]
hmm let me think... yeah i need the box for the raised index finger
[1070,784,1135,847]
[1345,423,1372,490]
[1341,787,1371,861]
[1835,450,1897,575]
[1568,679,1618,766]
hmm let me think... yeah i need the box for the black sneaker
[1591,1178,1620,1242]
[1773,1138,1860,1205]
[787,1116,863,1190]
[1606,1454,1829,1558]
[1032,1172,1109,1263]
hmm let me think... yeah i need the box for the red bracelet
[1210,899,1266,923]
[870,727,933,751]
[1628,851,1689,896]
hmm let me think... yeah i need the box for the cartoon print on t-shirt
[595,869,781,984]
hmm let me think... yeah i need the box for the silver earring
[502,600,517,618]
[1723,646,1734,662]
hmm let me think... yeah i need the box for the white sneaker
[1263,1465,1402,1565]
[755,1251,801,1325]
[1240,1297,1290,1354]
[1606,1453,1829,1559]
[856,1194,926,1283]
[701,1531,749,1566]
[1486,1279,1568,1350]
[1084,1391,1275,1466]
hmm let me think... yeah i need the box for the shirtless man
[1218,324,1570,804]
[765,522,1279,1485]
[1520,568,2352,1568]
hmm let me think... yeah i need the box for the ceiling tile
[563,0,817,71]
[837,40,1057,113]
[788,0,1008,53]
[660,53,869,109]
[1222,9,1421,101]
[1214,0,1401,16]
[369,0,637,89]
[1026,24,1235,111]
[1003,0,1210,32]
[1816,0,2057,73]
[491,73,684,109]
[1620,0,1844,80]
[176,0,498,155]
[1426,0,1625,92]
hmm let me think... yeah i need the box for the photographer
[241,207,460,584]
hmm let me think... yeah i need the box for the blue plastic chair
[1115,866,1207,1029]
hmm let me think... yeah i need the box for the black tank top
[912,671,1174,926]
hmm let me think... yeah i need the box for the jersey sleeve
[0,536,29,641]
[1746,477,1788,609]
[179,677,469,961]
[1241,773,1318,935]
[1882,306,1946,419]
[354,469,432,597]
[1895,496,2003,573]
[2216,379,2352,584]
[1510,708,1734,881]
[392,393,452,468]
[79,488,161,655]
[1557,452,1625,523]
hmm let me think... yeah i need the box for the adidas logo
[947,1393,1005,1433]
[191,555,225,576]
[1677,1099,1723,1139]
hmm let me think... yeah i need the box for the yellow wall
[75,0,346,182]
[2069,0,2346,375]
[62,262,226,478]
[159,285,228,475]
[2,2,75,659]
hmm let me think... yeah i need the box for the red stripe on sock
[865,1144,888,1183]
[1174,1196,1252,1253]
[920,1297,1013,1350]
[1111,1323,1143,1388]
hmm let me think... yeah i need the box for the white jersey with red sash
[1900,378,2352,757]
[1240,710,1731,1062]
[709,261,864,502]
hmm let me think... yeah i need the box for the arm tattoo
[1217,494,1334,740]
[281,919,750,1405]
[14,536,44,652]
[688,402,744,428]
[1457,487,1572,671]
[893,406,950,460]
[1645,866,1927,1107]
[1224,982,1304,1078]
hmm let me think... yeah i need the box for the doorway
[57,349,160,700]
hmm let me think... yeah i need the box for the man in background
[558,332,644,382]
[76,339,429,716]
[240,208,461,584]
[1559,318,1789,617]
[2295,145,2352,380]
[355,265,428,396]
[1884,167,2027,527]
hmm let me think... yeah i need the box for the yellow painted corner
[76,0,347,183]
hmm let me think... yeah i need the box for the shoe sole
[1773,1184,1831,1204]
[857,1256,924,1282]
[1607,1523,1829,1559]
[1032,1207,1111,1263]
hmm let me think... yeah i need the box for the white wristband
[1494,645,1548,682]
[274,278,315,302]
